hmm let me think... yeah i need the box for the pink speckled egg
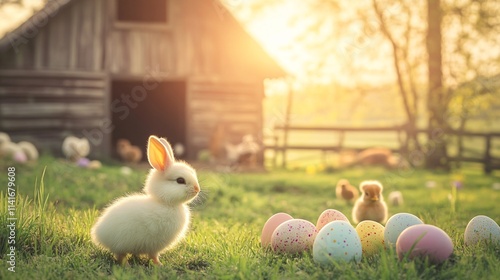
[261,213,293,248]
[271,219,317,254]
[356,221,385,257]
[396,224,453,264]
[13,151,27,163]
[464,215,500,246]
[316,209,350,231]
[313,221,362,264]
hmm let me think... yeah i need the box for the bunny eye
[176,177,186,184]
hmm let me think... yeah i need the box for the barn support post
[281,78,294,168]
[484,134,492,174]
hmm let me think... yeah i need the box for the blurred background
[0,0,499,172]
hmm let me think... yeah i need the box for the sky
[2,0,498,92]
[224,0,398,87]
[0,0,44,37]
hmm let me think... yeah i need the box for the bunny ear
[159,137,175,161]
[147,136,173,171]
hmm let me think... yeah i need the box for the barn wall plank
[0,86,104,99]
[186,80,264,157]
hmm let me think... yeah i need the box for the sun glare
[230,1,313,80]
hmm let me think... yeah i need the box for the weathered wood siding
[0,0,105,71]
[0,70,108,156]
[105,0,176,76]
[187,79,263,157]
[0,0,282,159]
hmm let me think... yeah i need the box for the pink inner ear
[148,137,167,171]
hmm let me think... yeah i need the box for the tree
[425,0,449,169]
[370,0,426,159]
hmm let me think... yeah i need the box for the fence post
[282,79,294,169]
[484,134,492,174]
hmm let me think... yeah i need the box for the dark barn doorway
[111,80,187,160]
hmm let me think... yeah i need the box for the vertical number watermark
[6,167,16,273]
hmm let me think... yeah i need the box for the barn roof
[0,0,286,78]
[0,0,72,50]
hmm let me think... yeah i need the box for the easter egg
[464,215,500,246]
[384,213,424,248]
[316,209,350,231]
[271,219,316,254]
[77,157,90,167]
[313,221,362,264]
[396,224,453,264]
[261,213,293,248]
[355,221,385,257]
[13,151,27,163]
[88,160,102,169]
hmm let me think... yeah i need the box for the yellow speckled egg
[464,215,500,246]
[355,221,385,257]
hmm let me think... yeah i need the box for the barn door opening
[111,80,187,160]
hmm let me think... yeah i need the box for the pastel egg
[271,219,316,254]
[355,221,385,257]
[77,157,90,167]
[313,221,362,264]
[396,224,453,264]
[316,209,350,231]
[464,215,500,246]
[384,213,423,248]
[261,213,293,248]
[13,151,27,163]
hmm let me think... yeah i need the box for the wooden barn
[0,0,284,160]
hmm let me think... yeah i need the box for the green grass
[1,155,500,279]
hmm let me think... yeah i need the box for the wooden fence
[265,124,500,174]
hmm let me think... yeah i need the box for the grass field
[1,155,500,279]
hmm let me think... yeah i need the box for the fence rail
[265,124,500,173]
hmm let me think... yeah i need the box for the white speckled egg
[384,213,423,248]
[464,215,500,246]
[316,209,350,231]
[356,221,385,257]
[313,221,362,264]
[261,213,293,248]
[396,224,453,264]
[271,219,317,254]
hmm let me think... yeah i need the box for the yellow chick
[352,180,388,224]
[335,179,359,203]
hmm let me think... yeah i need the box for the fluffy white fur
[0,132,38,162]
[225,134,260,165]
[18,141,39,161]
[62,136,90,161]
[91,136,200,265]
[0,132,11,153]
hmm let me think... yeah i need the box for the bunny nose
[194,184,200,193]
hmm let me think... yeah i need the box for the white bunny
[91,136,200,265]
[62,136,90,161]
[18,141,39,161]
